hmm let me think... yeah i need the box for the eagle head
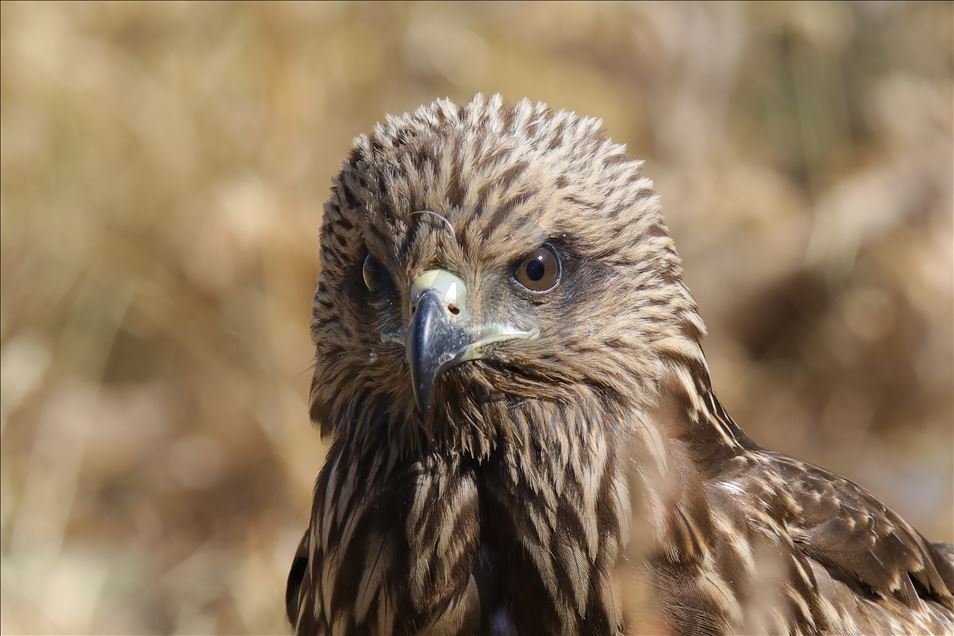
[309,94,705,456]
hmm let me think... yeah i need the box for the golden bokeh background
[1,2,951,633]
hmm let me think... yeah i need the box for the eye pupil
[525,258,546,281]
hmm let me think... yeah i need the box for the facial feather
[311,93,703,453]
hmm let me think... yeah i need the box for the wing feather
[765,453,954,612]
[287,530,310,627]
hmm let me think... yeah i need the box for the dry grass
[1,2,951,633]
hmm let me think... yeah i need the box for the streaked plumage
[288,94,953,635]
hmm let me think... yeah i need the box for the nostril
[447,303,460,315]
[411,304,417,315]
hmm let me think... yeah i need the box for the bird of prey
[287,94,953,635]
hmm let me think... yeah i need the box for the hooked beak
[403,270,538,415]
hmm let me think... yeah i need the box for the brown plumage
[287,94,954,635]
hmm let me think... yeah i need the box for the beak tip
[413,385,433,416]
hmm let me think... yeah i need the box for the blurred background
[1,2,951,633]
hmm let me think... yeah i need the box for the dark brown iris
[362,254,384,293]
[514,244,561,293]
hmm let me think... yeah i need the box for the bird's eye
[362,254,384,293]
[514,244,561,293]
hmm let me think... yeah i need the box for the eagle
[286,94,953,635]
